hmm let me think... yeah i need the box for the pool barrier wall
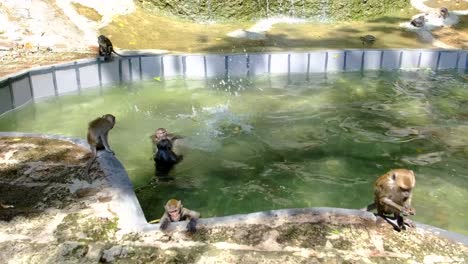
[1,50,468,244]
[0,49,467,116]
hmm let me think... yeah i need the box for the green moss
[136,0,411,22]
[55,213,119,242]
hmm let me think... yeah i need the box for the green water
[0,71,467,235]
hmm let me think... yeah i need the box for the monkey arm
[181,208,200,220]
[100,132,114,154]
[182,208,200,232]
[380,197,414,215]
[159,212,171,230]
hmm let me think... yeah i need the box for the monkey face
[168,209,181,221]
[156,129,167,139]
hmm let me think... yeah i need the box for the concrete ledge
[1,132,467,245]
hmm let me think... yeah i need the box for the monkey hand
[401,206,415,216]
[160,220,170,230]
[186,219,197,233]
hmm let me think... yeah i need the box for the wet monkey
[85,114,116,175]
[150,127,182,146]
[154,138,183,176]
[364,169,416,231]
[97,35,125,61]
[159,199,200,232]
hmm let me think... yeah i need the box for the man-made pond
[0,70,467,235]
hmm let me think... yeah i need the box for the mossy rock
[136,0,411,22]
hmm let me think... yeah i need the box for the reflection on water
[0,70,467,234]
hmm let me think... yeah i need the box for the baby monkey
[365,169,416,231]
[159,199,200,233]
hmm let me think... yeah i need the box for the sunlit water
[0,71,467,235]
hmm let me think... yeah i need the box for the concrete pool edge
[0,49,467,117]
[1,132,467,246]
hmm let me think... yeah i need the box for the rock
[100,245,128,263]
[59,242,88,258]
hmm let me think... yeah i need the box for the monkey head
[392,169,415,201]
[156,128,168,140]
[165,199,182,221]
[102,114,116,127]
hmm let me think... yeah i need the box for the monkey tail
[84,155,97,178]
[112,50,126,57]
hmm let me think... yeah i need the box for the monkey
[150,127,182,146]
[159,199,200,233]
[150,127,183,156]
[97,35,125,61]
[154,138,183,176]
[364,169,416,231]
[410,15,425,28]
[85,114,116,175]
[439,7,449,19]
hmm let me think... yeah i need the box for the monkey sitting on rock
[159,199,200,233]
[84,114,116,176]
[364,169,416,231]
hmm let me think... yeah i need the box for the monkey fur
[154,138,183,176]
[85,114,116,176]
[159,199,200,232]
[97,35,125,61]
[364,169,416,231]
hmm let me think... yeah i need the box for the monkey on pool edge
[97,35,125,61]
[158,199,200,233]
[363,169,416,231]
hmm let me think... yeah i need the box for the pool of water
[0,70,467,235]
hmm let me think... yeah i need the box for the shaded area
[0,136,96,221]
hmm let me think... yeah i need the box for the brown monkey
[85,114,116,175]
[365,169,416,231]
[97,35,124,61]
[159,199,200,232]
